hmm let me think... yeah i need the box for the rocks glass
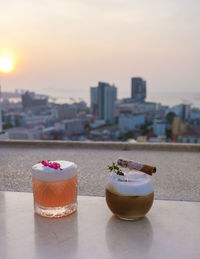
[32,160,77,218]
[106,170,154,221]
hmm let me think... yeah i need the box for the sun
[0,56,15,73]
[0,49,16,73]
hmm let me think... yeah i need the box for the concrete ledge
[1,142,200,200]
[0,139,200,152]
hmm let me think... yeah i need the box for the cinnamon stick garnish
[117,158,156,176]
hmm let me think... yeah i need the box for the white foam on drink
[32,161,77,182]
[107,171,153,196]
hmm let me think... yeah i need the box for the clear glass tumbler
[105,170,154,221]
[32,160,77,218]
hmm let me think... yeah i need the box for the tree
[84,123,91,132]
[15,117,20,127]
[165,112,176,141]
[165,128,172,140]
[166,112,176,124]
[3,122,13,130]
[118,131,134,141]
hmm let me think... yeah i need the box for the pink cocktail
[32,160,77,218]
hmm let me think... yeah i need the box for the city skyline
[1,81,200,109]
[2,81,200,143]
[0,0,200,98]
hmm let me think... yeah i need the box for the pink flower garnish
[40,160,62,170]
[41,160,48,166]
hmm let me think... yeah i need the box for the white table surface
[0,191,200,259]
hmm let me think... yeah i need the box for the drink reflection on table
[34,212,78,258]
[106,216,153,257]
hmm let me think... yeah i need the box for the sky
[0,0,200,101]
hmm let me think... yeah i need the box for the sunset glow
[0,56,15,73]
[0,0,199,95]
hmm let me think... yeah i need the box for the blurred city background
[1,78,200,143]
[0,0,200,143]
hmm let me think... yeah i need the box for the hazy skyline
[0,0,200,100]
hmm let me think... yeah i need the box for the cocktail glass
[32,160,77,218]
[106,170,154,221]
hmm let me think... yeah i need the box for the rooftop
[0,140,200,201]
[180,129,200,137]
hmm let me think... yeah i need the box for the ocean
[48,90,200,108]
[5,90,200,108]
[147,91,200,108]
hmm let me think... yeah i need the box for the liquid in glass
[106,171,154,220]
[32,160,77,218]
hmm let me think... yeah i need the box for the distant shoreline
[2,90,200,108]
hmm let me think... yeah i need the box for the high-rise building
[118,112,145,133]
[131,77,146,102]
[0,108,2,132]
[57,104,77,120]
[21,91,48,108]
[171,104,190,121]
[90,87,98,117]
[90,82,117,124]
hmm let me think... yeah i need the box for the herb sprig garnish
[107,162,124,176]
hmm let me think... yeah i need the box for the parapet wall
[0,140,200,152]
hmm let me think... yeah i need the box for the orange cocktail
[32,160,77,218]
